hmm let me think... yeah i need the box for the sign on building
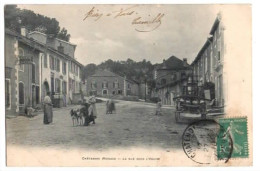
[19,55,33,64]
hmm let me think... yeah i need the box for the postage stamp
[217,117,249,159]
[182,119,233,164]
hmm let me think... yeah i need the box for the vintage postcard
[4,4,252,166]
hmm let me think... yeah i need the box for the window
[91,80,97,89]
[63,62,66,75]
[50,56,55,70]
[181,72,186,79]
[172,73,177,80]
[5,79,11,108]
[18,48,24,71]
[19,82,24,105]
[68,62,71,72]
[218,51,221,61]
[51,74,55,95]
[127,83,131,89]
[210,51,213,72]
[69,78,72,90]
[72,80,75,93]
[72,63,75,74]
[102,81,108,89]
[56,58,60,72]
[76,82,79,93]
[62,81,67,94]
[36,86,40,104]
[161,79,167,85]
[75,65,77,75]
[32,64,35,83]
[205,57,208,72]
[118,90,122,95]
[55,78,61,93]
[44,55,47,68]
[113,79,119,88]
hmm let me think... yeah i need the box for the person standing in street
[63,92,67,107]
[155,99,162,115]
[43,92,53,124]
[88,95,97,124]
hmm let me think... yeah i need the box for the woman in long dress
[88,95,97,124]
[43,92,53,124]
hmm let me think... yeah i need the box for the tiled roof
[156,56,190,70]
[89,69,140,84]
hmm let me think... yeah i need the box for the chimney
[21,26,28,37]
[183,58,188,67]
[162,59,167,69]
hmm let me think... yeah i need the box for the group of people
[42,92,162,125]
[106,99,116,114]
[42,92,97,125]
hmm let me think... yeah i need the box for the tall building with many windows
[191,13,224,107]
[5,28,83,115]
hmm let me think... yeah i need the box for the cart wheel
[175,111,181,123]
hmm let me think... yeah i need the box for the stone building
[86,70,140,97]
[153,56,192,105]
[5,29,42,115]
[28,31,83,105]
[5,28,83,115]
[191,13,224,107]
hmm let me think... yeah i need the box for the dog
[70,109,84,126]
[77,109,84,126]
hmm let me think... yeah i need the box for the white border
[1,1,259,171]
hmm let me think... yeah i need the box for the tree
[83,63,97,79]
[57,27,71,41]
[4,5,70,42]
[83,58,155,85]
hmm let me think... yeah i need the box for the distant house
[86,70,140,97]
[152,56,192,105]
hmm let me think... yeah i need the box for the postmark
[182,119,233,164]
[217,117,248,159]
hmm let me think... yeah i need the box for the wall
[41,52,70,106]
[87,75,125,96]
[5,34,18,115]
[29,32,76,58]
[18,42,41,112]
[28,32,47,45]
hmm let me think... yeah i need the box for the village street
[6,100,188,151]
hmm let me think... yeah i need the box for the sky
[18,4,221,66]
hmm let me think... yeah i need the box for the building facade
[28,31,83,105]
[191,13,224,107]
[153,56,192,105]
[5,28,83,115]
[86,70,140,97]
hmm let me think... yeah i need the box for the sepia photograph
[3,4,252,167]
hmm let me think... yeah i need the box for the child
[155,99,162,115]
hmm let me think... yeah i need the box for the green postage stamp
[217,117,249,159]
